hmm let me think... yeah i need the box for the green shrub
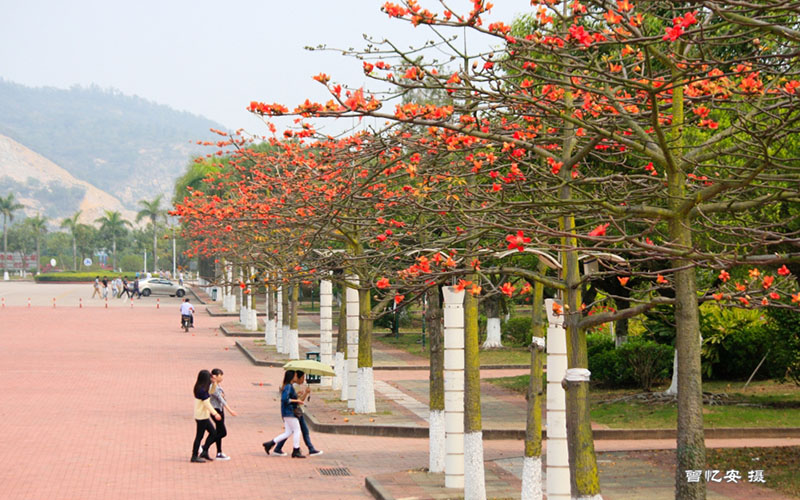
[617,339,674,391]
[589,337,672,391]
[701,308,768,380]
[764,308,800,385]
[502,316,532,346]
[374,307,411,330]
[35,271,138,282]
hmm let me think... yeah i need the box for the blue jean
[274,414,315,452]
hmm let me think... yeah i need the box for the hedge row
[35,272,142,282]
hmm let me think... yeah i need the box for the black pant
[182,314,194,327]
[192,419,216,458]
[213,409,226,453]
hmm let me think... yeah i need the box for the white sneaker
[216,453,231,461]
[309,450,323,456]
[271,450,287,456]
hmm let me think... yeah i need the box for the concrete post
[319,278,333,386]
[345,276,359,409]
[545,298,570,500]
[442,286,465,489]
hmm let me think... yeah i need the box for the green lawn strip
[706,447,800,498]
[373,334,530,365]
[486,375,800,429]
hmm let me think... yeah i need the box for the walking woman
[191,369,221,463]
[262,370,306,458]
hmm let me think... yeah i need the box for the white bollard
[442,286,465,489]
[545,298,570,500]
[345,276,359,409]
[319,279,333,387]
[79,298,82,308]
[156,298,160,309]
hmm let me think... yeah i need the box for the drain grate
[318,467,352,477]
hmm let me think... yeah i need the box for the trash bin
[210,287,218,301]
[305,351,321,384]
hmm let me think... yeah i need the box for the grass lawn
[374,333,531,365]
[486,375,800,429]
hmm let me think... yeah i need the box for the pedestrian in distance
[101,276,109,299]
[210,368,237,460]
[111,276,118,298]
[91,276,101,299]
[262,370,306,458]
[191,369,221,463]
[120,277,130,299]
[133,277,141,299]
[272,370,322,456]
[180,298,195,328]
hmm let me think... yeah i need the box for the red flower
[455,279,472,292]
[617,276,630,286]
[718,270,730,282]
[500,282,515,297]
[552,303,563,315]
[778,265,791,277]
[713,293,723,301]
[505,231,530,251]
[769,292,780,300]
[762,276,774,289]
[394,294,405,304]
[656,274,668,284]
[588,223,609,237]
[376,278,390,289]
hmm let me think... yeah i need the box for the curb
[233,341,528,371]
[365,476,395,500]
[220,323,263,338]
[206,307,266,317]
[188,288,207,305]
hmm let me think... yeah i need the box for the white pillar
[545,298,570,500]
[276,286,284,353]
[319,279,333,387]
[442,286,465,489]
[345,276,359,409]
[3,271,9,281]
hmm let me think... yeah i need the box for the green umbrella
[282,359,336,376]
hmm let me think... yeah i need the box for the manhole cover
[318,467,352,477]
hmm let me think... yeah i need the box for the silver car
[139,278,187,297]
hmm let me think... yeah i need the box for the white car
[139,278,187,297]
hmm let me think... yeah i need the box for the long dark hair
[194,369,212,397]
[280,370,296,391]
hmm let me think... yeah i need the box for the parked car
[139,278,187,297]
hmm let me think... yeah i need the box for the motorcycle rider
[180,298,195,328]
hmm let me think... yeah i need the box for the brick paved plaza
[0,283,524,500]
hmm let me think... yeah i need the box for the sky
[0,0,530,134]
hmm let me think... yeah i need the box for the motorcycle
[181,314,193,332]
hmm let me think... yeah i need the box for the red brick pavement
[0,305,524,500]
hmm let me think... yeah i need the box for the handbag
[292,404,303,418]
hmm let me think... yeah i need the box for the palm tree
[137,195,165,273]
[96,210,131,271]
[1,193,25,276]
[60,211,83,271]
[26,214,48,274]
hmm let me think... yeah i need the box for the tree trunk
[289,284,299,359]
[112,237,117,272]
[522,275,545,500]
[482,295,503,349]
[72,236,77,271]
[334,288,347,393]
[152,224,158,273]
[2,215,6,274]
[282,282,290,355]
[355,286,376,413]
[36,237,41,275]
[427,286,445,472]
[464,280,486,500]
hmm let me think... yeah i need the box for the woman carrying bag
[262,370,306,458]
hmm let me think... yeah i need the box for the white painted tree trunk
[335,351,346,397]
[282,324,290,356]
[442,286,465,489]
[319,279,333,386]
[664,349,678,396]
[276,286,284,353]
[429,409,445,473]
[265,290,275,345]
[288,329,299,360]
[545,298,570,500]
[464,431,487,500]
[481,317,503,348]
[521,456,543,500]
[345,276,359,409]
[355,367,376,413]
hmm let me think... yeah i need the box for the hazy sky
[0,0,528,133]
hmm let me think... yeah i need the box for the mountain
[0,133,136,224]
[0,79,224,210]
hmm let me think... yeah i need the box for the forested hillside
[0,79,224,208]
